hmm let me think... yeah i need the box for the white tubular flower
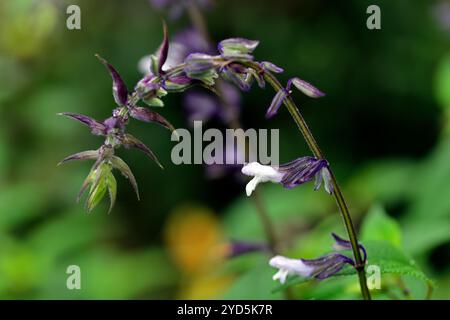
[269,255,315,284]
[241,162,283,196]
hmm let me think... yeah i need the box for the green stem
[245,61,371,300]
[252,189,278,254]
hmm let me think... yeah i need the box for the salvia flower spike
[241,157,333,196]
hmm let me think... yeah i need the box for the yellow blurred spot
[164,205,223,275]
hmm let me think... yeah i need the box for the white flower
[269,255,314,284]
[241,162,283,196]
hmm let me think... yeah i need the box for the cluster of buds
[58,26,177,213]
[60,25,329,213]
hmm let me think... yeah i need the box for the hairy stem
[244,61,371,300]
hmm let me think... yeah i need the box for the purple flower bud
[218,38,259,60]
[57,112,106,136]
[103,116,126,135]
[287,77,325,98]
[135,75,160,95]
[129,107,176,133]
[260,61,284,73]
[120,133,163,169]
[95,54,129,106]
[164,75,192,92]
[265,89,288,118]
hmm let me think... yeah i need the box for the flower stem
[252,189,278,254]
[245,61,371,300]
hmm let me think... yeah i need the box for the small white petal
[246,176,260,196]
[272,269,289,284]
[242,162,283,196]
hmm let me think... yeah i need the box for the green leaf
[105,170,117,214]
[85,163,110,213]
[360,204,402,247]
[110,156,140,200]
[402,218,450,255]
[364,240,434,286]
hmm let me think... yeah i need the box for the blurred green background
[0,0,449,299]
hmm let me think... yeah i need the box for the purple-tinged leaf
[129,107,176,133]
[110,155,140,200]
[121,133,164,169]
[158,22,169,75]
[58,150,99,166]
[288,77,325,98]
[57,112,106,136]
[96,54,129,106]
[265,89,288,118]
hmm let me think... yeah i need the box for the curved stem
[244,61,371,300]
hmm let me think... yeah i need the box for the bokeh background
[0,0,449,299]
